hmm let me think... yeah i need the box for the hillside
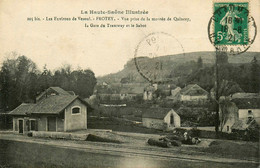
[97,51,260,84]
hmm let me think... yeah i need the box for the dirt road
[0,133,258,168]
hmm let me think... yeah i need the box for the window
[30,120,36,131]
[227,126,229,132]
[72,107,81,114]
[248,110,253,122]
[248,110,252,115]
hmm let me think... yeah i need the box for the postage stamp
[208,1,257,55]
[134,32,184,84]
[214,2,249,45]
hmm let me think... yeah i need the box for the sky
[0,0,260,76]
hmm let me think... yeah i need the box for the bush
[205,140,259,159]
[166,135,184,142]
[171,140,182,146]
[147,138,171,148]
[86,134,122,143]
[190,128,201,137]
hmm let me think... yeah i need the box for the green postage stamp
[214,2,248,45]
[208,1,257,55]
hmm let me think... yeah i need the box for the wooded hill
[97,51,260,92]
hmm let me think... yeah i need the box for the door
[170,114,174,125]
[47,117,56,131]
[18,120,23,134]
[30,120,37,131]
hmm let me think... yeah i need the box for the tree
[250,57,260,92]
[72,69,97,98]
[0,62,11,110]
[120,77,130,84]
[36,65,53,95]
[16,56,39,103]
[218,80,243,97]
[216,51,228,65]
[53,66,97,98]
[0,54,40,110]
[214,51,229,133]
[197,57,203,69]
[219,99,231,132]
[0,53,97,111]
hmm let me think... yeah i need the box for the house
[119,84,144,100]
[143,84,175,100]
[231,92,260,123]
[95,84,121,101]
[231,118,258,133]
[171,87,181,98]
[220,93,260,133]
[142,108,180,131]
[232,103,260,134]
[143,85,156,100]
[166,87,181,100]
[219,101,239,133]
[180,84,209,103]
[96,83,144,102]
[9,87,90,134]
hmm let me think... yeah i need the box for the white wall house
[180,84,208,102]
[142,108,180,131]
[219,102,239,133]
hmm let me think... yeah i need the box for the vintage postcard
[0,0,259,167]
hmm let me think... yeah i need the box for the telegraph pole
[215,50,220,134]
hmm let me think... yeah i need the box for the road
[0,133,259,168]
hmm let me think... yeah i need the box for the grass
[197,140,259,160]
[87,117,163,134]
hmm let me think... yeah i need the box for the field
[87,116,163,134]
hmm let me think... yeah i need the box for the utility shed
[142,108,180,131]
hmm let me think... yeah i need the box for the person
[184,132,188,141]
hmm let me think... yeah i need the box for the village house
[119,84,144,101]
[143,85,156,100]
[166,87,181,101]
[180,84,209,104]
[220,93,260,134]
[95,83,121,101]
[96,83,144,102]
[219,101,239,133]
[231,93,260,134]
[9,87,90,134]
[143,84,175,100]
[142,108,180,131]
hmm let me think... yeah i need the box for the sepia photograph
[0,0,259,167]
